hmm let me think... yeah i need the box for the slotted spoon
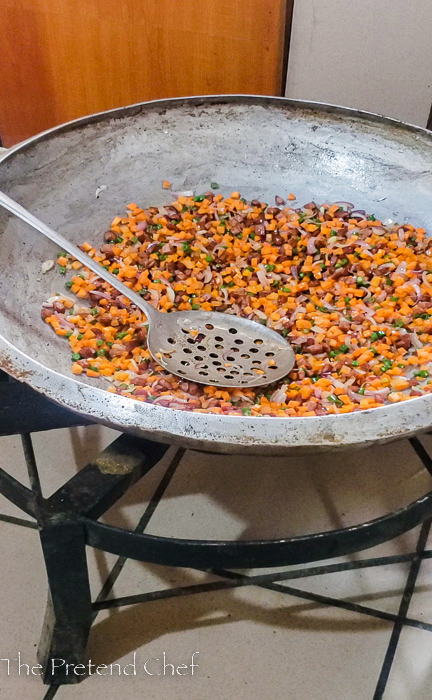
[0,191,295,388]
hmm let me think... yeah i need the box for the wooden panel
[0,0,288,146]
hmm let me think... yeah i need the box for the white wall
[286,0,432,127]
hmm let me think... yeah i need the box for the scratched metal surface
[1,95,432,454]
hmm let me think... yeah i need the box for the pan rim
[1,94,432,451]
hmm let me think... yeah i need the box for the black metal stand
[2,373,432,695]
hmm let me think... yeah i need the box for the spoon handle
[0,191,156,320]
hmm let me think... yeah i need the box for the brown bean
[80,347,95,359]
[52,301,65,313]
[131,377,148,386]
[145,242,161,254]
[137,231,150,242]
[275,196,286,206]
[124,339,141,352]
[396,335,412,350]
[100,244,115,259]
[104,230,117,242]
[308,344,324,355]
[41,307,54,319]
[134,388,149,396]
[253,223,266,237]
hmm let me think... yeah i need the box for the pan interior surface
[1,96,432,453]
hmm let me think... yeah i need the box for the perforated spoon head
[147,310,295,388]
[0,192,295,390]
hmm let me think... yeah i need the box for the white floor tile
[383,627,432,700]
[0,521,47,700]
[60,586,393,700]
[1,428,432,698]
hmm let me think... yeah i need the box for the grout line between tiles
[372,517,432,700]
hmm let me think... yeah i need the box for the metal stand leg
[27,433,169,685]
[38,517,92,685]
[2,381,432,690]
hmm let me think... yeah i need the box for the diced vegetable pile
[41,189,432,416]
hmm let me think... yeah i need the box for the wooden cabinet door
[0,0,289,146]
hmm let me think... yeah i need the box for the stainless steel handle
[0,191,156,319]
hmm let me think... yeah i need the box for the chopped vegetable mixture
[41,191,432,416]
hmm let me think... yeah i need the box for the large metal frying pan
[1,95,432,455]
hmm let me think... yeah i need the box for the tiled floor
[1,426,432,699]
